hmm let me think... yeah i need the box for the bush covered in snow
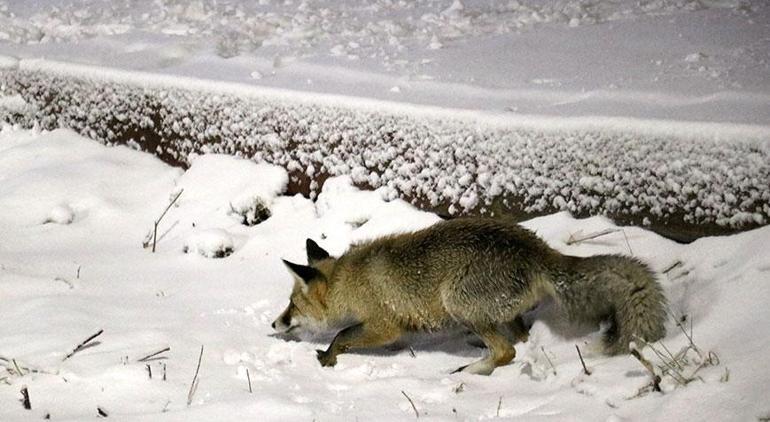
[229,196,271,227]
[1,65,768,241]
[183,228,234,258]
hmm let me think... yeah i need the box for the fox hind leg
[465,315,529,348]
[453,325,515,376]
[507,315,530,344]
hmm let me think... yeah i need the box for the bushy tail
[549,254,667,355]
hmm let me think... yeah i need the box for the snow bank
[2,128,770,421]
[2,63,768,241]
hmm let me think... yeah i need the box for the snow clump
[44,203,75,225]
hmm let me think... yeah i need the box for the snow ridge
[1,65,769,234]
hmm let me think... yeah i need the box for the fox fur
[273,218,666,375]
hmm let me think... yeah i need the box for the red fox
[272,218,666,375]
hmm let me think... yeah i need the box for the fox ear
[282,259,321,290]
[306,238,330,264]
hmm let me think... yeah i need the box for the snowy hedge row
[1,67,769,241]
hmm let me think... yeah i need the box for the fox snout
[272,307,293,333]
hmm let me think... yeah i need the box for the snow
[44,204,75,225]
[0,1,768,124]
[2,127,770,421]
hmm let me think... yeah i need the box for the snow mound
[312,175,442,256]
[44,203,75,225]
[183,228,235,258]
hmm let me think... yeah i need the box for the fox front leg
[316,322,401,367]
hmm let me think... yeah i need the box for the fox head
[272,239,334,334]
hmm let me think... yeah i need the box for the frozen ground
[0,0,769,124]
[1,126,770,421]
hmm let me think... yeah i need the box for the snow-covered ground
[1,126,770,421]
[1,0,769,124]
[1,1,769,420]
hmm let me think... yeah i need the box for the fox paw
[316,349,337,367]
[451,362,495,376]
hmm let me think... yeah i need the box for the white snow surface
[1,126,770,421]
[0,0,769,124]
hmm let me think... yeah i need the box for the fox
[272,218,666,375]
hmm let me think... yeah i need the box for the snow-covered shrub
[230,196,271,226]
[182,228,234,258]
[215,31,242,59]
[2,65,768,240]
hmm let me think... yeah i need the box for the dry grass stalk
[620,229,634,255]
[541,346,557,376]
[629,344,661,392]
[576,345,591,375]
[662,261,683,274]
[187,345,204,406]
[137,347,171,362]
[401,390,419,418]
[566,228,619,245]
[152,189,183,252]
[63,329,104,361]
[20,386,31,410]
